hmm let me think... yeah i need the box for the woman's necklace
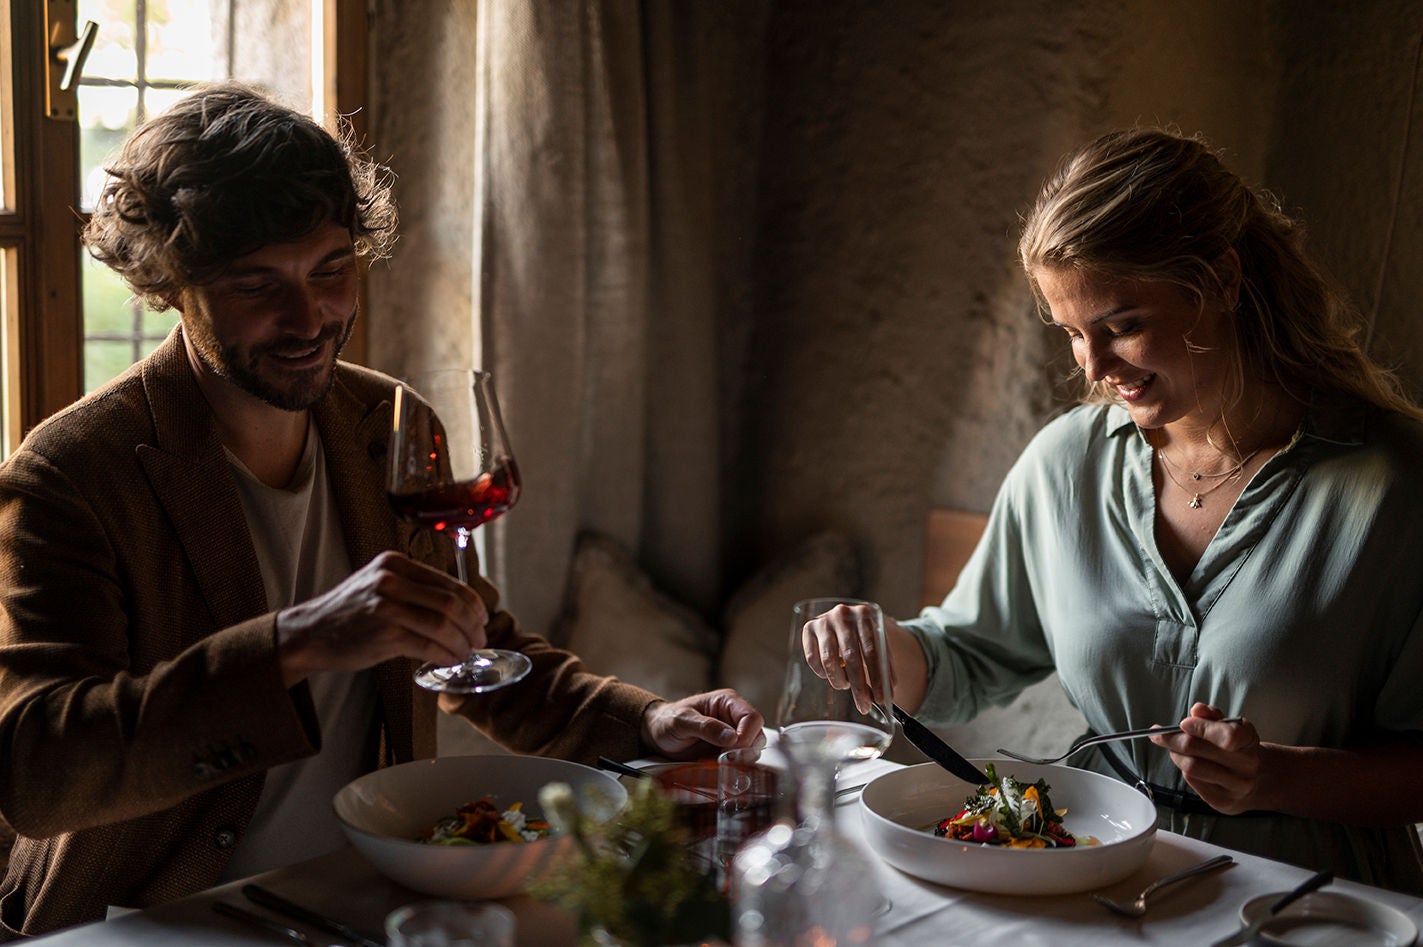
[1157,445,1261,481]
[1154,446,1262,510]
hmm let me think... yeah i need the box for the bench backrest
[921,507,989,608]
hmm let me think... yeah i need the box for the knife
[596,755,651,779]
[890,703,990,784]
[213,902,323,946]
[242,884,384,947]
[1209,869,1333,947]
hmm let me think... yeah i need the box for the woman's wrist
[885,618,930,713]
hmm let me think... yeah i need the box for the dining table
[25,750,1423,946]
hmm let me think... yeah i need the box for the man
[0,83,761,939]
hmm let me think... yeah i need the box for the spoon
[1091,854,1235,917]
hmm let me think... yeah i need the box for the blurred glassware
[384,900,514,947]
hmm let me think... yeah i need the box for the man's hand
[275,551,488,686]
[640,688,765,760]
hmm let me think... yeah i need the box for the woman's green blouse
[901,397,1423,892]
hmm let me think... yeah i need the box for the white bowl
[333,754,626,899]
[859,760,1157,895]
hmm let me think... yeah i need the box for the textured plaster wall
[365,2,1423,755]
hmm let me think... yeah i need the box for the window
[0,0,366,455]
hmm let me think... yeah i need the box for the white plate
[1241,891,1418,946]
[333,755,626,900]
[858,760,1157,896]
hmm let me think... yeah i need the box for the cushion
[716,532,861,722]
[557,532,719,700]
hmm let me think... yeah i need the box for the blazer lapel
[314,374,398,570]
[135,334,267,637]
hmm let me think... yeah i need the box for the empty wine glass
[777,597,895,766]
[388,369,532,694]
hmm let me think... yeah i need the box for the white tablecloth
[27,754,1423,946]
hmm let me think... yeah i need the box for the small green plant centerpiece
[531,778,731,946]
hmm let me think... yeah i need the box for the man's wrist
[273,607,311,688]
[638,698,668,750]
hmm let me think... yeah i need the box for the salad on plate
[934,763,1095,849]
[419,797,552,845]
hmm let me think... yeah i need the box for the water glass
[715,747,785,878]
[385,901,515,947]
[651,760,721,848]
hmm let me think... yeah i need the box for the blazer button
[214,827,238,850]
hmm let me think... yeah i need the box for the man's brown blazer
[0,331,655,938]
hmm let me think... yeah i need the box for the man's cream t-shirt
[218,416,378,880]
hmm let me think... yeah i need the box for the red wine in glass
[388,458,521,532]
[388,371,532,694]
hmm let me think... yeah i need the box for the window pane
[79,85,138,211]
[146,3,223,82]
[85,341,138,393]
[82,253,135,337]
[78,0,139,82]
[82,252,144,393]
[138,331,174,360]
[142,87,192,119]
[141,308,180,338]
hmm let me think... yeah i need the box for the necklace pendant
[1189,494,1203,510]
[1191,472,1202,480]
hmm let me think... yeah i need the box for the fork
[996,717,1244,765]
[1091,854,1235,917]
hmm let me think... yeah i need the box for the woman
[809,128,1423,891]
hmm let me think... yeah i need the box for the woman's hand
[801,604,930,712]
[640,688,765,760]
[1151,702,1263,814]
[1155,703,1423,825]
[802,603,889,713]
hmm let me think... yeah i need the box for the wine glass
[777,597,895,767]
[388,369,532,694]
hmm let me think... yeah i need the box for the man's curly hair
[83,82,397,310]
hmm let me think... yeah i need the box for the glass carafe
[730,752,880,946]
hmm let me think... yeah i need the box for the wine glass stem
[451,527,480,673]
[452,527,473,586]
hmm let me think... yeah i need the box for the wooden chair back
[921,507,989,608]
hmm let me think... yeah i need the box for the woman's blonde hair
[1018,127,1422,420]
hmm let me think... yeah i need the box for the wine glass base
[414,650,533,694]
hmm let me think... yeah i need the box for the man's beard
[188,313,355,411]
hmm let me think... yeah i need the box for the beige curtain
[473,0,747,637]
